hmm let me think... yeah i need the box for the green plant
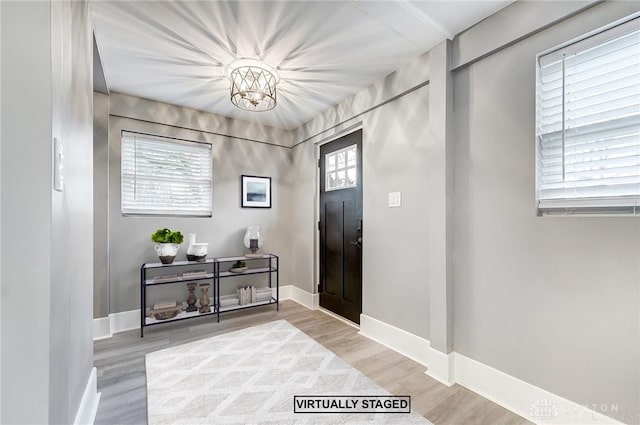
[232,260,246,268]
[151,228,184,244]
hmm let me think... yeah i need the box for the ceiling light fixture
[226,58,279,112]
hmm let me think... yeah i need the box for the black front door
[319,130,363,324]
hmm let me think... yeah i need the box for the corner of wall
[73,367,100,425]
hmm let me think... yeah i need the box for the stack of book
[237,285,273,305]
[219,294,239,308]
[182,270,208,279]
[237,285,252,305]
[152,274,179,283]
[255,287,273,302]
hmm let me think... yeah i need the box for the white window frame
[121,131,213,217]
[325,144,358,192]
[535,15,640,215]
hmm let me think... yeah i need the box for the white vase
[186,234,197,261]
[187,234,208,262]
[191,243,208,262]
[154,243,180,264]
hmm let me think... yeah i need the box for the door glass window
[325,145,357,191]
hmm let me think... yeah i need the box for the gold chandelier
[227,59,279,112]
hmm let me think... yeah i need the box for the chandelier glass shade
[227,59,279,112]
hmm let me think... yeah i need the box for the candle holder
[185,283,198,312]
[243,225,264,257]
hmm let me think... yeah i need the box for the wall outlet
[388,191,401,208]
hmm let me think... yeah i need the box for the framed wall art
[241,175,271,208]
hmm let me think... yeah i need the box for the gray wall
[94,91,110,318]
[1,1,94,423]
[106,93,293,314]
[1,2,52,423]
[452,1,640,422]
[0,0,3,420]
[289,1,640,422]
[292,52,433,340]
[50,0,95,423]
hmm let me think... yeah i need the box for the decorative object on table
[147,306,181,321]
[255,287,273,302]
[182,270,208,279]
[219,294,239,308]
[186,234,209,262]
[153,301,176,310]
[237,285,266,305]
[151,228,184,264]
[199,284,211,313]
[241,175,271,208]
[152,274,179,283]
[186,234,196,261]
[185,283,198,312]
[243,225,264,257]
[229,260,248,273]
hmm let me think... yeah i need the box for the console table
[140,254,279,337]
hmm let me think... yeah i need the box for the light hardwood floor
[93,300,531,425]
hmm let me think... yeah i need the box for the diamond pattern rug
[146,320,432,425]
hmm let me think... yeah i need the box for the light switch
[388,191,401,208]
[54,137,64,192]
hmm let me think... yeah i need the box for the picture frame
[241,175,272,208]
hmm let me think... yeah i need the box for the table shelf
[140,253,278,337]
[218,298,277,313]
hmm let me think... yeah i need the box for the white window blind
[536,17,640,213]
[121,132,212,216]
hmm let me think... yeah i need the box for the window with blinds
[121,132,212,216]
[536,17,640,213]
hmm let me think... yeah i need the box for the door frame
[313,122,363,306]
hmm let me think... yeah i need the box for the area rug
[146,320,432,424]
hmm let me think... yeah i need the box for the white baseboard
[93,309,140,340]
[278,284,319,310]
[358,314,454,386]
[357,313,622,424]
[92,317,111,340]
[110,309,140,334]
[424,345,455,386]
[359,314,430,366]
[73,367,101,425]
[454,353,624,425]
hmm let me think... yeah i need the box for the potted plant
[151,228,184,264]
[229,260,248,273]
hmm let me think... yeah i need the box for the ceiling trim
[293,79,430,148]
[109,113,290,149]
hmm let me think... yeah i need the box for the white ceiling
[92,1,513,130]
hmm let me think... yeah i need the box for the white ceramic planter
[154,243,180,264]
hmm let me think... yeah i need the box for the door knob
[350,237,362,247]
